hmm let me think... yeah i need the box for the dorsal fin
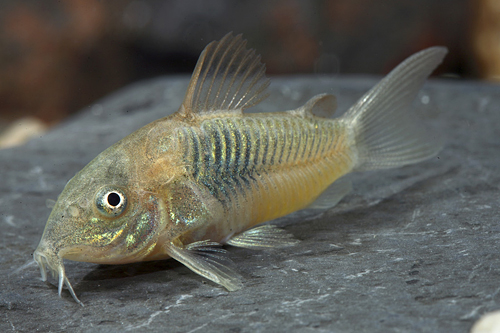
[180,33,270,117]
[293,93,337,118]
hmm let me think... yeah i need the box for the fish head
[34,143,167,304]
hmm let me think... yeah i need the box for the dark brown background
[0,0,488,126]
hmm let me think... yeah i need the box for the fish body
[34,33,447,305]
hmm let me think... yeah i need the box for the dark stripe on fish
[180,115,340,207]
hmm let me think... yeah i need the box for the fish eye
[95,187,127,217]
[107,192,121,206]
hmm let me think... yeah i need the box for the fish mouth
[33,249,84,306]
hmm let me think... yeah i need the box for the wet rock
[1,75,499,332]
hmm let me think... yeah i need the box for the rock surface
[1,75,499,332]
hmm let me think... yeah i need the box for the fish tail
[344,46,447,171]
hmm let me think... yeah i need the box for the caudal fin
[344,47,447,171]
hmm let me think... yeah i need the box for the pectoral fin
[164,239,242,291]
[226,225,299,249]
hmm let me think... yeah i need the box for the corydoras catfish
[34,33,447,305]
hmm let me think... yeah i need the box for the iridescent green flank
[178,115,342,206]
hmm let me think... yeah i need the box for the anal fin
[307,179,352,210]
[164,240,242,291]
[226,225,299,249]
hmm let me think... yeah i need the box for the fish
[33,33,447,305]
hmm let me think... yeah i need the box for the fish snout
[33,244,61,282]
[33,242,84,306]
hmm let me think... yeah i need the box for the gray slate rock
[1,75,499,332]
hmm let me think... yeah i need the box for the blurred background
[0,0,496,148]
